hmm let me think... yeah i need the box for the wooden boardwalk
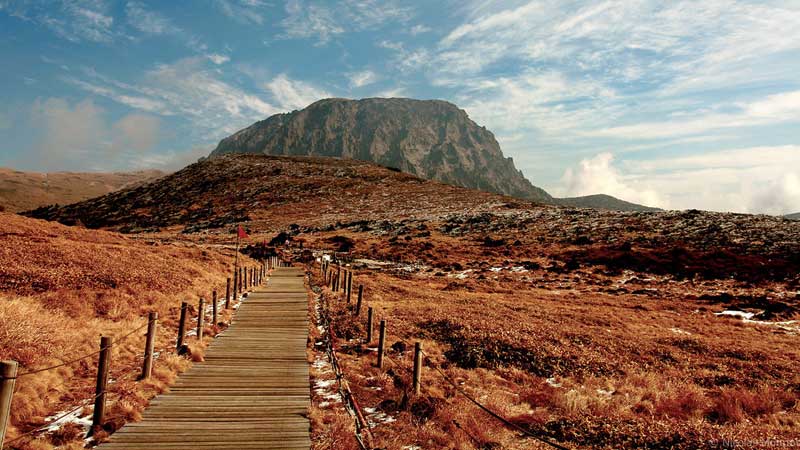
[98,267,310,450]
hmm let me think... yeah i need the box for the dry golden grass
[304,229,800,450]
[0,213,258,449]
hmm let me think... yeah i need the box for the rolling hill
[0,168,164,212]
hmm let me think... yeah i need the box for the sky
[0,0,799,215]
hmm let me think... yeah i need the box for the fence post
[212,290,218,325]
[355,285,363,316]
[0,360,18,446]
[177,302,188,351]
[413,342,423,395]
[226,278,231,309]
[377,320,386,369]
[89,336,112,437]
[233,269,239,298]
[366,307,374,343]
[197,298,205,340]
[347,272,352,303]
[141,312,158,380]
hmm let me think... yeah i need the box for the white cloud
[409,24,430,35]
[281,0,411,45]
[264,73,331,110]
[347,70,378,88]
[588,90,800,140]
[206,53,230,65]
[560,152,665,209]
[68,57,281,139]
[215,0,267,25]
[24,97,161,171]
[125,1,176,35]
[557,147,800,215]
[1,0,118,43]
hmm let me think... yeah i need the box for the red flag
[237,224,249,239]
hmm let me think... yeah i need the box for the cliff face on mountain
[211,98,553,203]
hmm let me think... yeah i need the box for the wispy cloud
[264,73,331,110]
[347,70,378,88]
[68,57,280,139]
[215,0,267,25]
[1,0,118,43]
[125,1,177,35]
[281,0,411,45]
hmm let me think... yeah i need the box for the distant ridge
[786,212,800,220]
[0,168,164,212]
[555,194,661,212]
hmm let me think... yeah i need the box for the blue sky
[1,0,799,214]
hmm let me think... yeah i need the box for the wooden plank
[98,267,311,449]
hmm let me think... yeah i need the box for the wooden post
[0,360,18,446]
[141,312,157,380]
[197,298,205,340]
[366,307,374,343]
[377,320,386,369]
[226,278,231,309]
[336,266,341,290]
[212,290,218,325]
[413,342,423,395]
[177,302,188,351]
[347,272,353,303]
[89,336,112,437]
[233,269,239,298]
[355,285,363,316]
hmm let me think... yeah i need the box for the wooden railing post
[226,278,231,309]
[212,290,218,325]
[177,302,188,351]
[345,270,353,303]
[0,360,18,446]
[89,336,112,437]
[233,269,239,298]
[197,298,205,340]
[366,307,374,343]
[413,342,423,395]
[355,285,363,316]
[377,320,386,369]
[141,312,157,380]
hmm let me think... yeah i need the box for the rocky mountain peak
[211,97,553,203]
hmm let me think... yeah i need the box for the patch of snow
[670,327,692,335]
[363,406,396,426]
[715,310,756,320]
[44,407,92,434]
[546,378,562,388]
[490,267,504,272]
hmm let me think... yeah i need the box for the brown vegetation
[0,213,253,448]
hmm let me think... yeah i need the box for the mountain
[555,194,661,212]
[211,98,553,203]
[786,212,800,220]
[0,168,164,212]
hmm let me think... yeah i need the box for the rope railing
[316,259,573,450]
[0,261,269,449]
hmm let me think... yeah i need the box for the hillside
[786,212,800,220]
[211,98,553,203]
[0,168,164,212]
[555,193,661,212]
[24,154,515,233]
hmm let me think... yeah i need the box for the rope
[8,318,153,380]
